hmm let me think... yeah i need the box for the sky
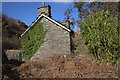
[2,2,75,26]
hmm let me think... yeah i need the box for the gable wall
[31,17,71,60]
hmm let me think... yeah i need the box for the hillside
[2,14,27,52]
[2,14,27,64]
[2,54,119,79]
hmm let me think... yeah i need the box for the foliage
[2,14,27,52]
[74,2,119,18]
[79,10,119,64]
[64,2,119,29]
[21,20,47,60]
[64,5,79,29]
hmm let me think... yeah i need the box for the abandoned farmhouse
[6,4,74,61]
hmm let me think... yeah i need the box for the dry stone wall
[6,50,23,61]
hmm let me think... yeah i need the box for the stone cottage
[20,4,72,61]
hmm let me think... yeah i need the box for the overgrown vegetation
[65,2,119,64]
[64,2,119,29]
[21,20,47,60]
[79,10,119,64]
[72,30,88,54]
[2,14,27,64]
[2,14,27,52]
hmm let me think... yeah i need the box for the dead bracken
[2,54,119,79]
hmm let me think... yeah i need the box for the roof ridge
[20,14,71,38]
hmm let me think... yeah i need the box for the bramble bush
[21,20,47,60]
[79,10,119,64]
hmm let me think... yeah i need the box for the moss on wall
[21,20,47,60]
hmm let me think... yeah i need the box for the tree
[79,10,119,64]
[64,2,119,30]
[64,2,119,64]
[2,14,27,52]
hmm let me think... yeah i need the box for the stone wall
[30,17,71,61]
[6,50,23,61]
[38,5,51,17]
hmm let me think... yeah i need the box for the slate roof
[20,14,71,38]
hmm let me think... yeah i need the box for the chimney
[38,5,51,17]
[61,20,70,29]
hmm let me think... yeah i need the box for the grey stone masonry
[6,50,23,61]
[61,20,70,29]
[30,17,71,61]
[38,5,51,17]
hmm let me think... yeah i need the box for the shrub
[79,10,119,63]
